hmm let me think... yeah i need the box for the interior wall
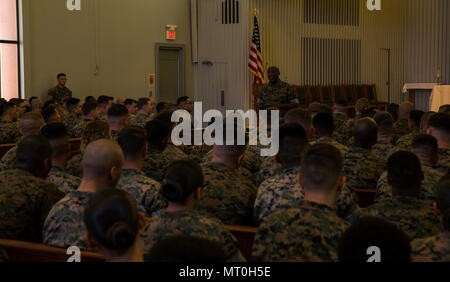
[249,0,406,103]
[22,0,193,102]
[404,0,450,85]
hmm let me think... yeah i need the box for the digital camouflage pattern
[254,167,304,225]
[334,113,348,134]
[202,147,262,175]
[434,148,450,175]
[47,166,81,194]
[393,119,411,137]
[312,137,348,157]
[0,146,17,169]
[335,184,360,222]
[42,190,94,250]
[188,144,213,163]
[202,150,258,187]
[48,86,72,104]
[372,140,395,161]
[142,148,172,183]
[164,143,189,162]
[99,112,107,121]
[141,209,243,261]
[0,169,64,243]
[65,153,83,178]
[375,164,444,203]
[255,157,282,186]
[252,201,349,262]
[115,168,167,216]
[361,196,441,240]
[343,146,386,191]
[71,119,90,138]
[389,130,421,155]
[411,233,450,262]
[0,120,22,144]
[62,113,82,136]
[128,114,137,126]
[257,80,298,110]
[134,113,153,128]
[196,162,257,226]
[335,118,356,146]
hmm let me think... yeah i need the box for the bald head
[354,118,378,149]
[285,108,313,136]
[81,139,124,187]
[19,112,45,136]
[399,102,414,120]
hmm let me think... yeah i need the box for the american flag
[248,16,264,84]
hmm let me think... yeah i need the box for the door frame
[155,43,186,103]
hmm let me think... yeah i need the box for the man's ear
[87,234,98,250]
[138,212,148,230]
[297,173,304,189]
[237,153,244,167]
[433,202,440,218]
[337,176,346,193]
[194,187,202,201]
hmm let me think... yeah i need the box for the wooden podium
[402,83,437,105]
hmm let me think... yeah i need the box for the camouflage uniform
[99,112,107,121]
[252,201,349,262]
[0,169,64,243]
[142,149,171,182]
[115,168,167,216]
[196,162,257,226]
[312,137,348,157]
[335,118,356,146]
[129,114,137,126]
[255,157,282,186]
[134,113,152,128]
[62,113,82,135]
[71,119,90,138]
[393,119,411,137]
[0,120,22,144]
[164,143,188,161]
[141,209,243,261]
[372,140,395,161]
[335,184,360,222]
[0,145,17,169]
[361,196,441,240]
[42,190,93,250]
[257,80,298,110]
[48,86,72,104]
[389,130,421,155]
[343,146,386,191]
[202,150,258,186]
[189,144,213,163]
[254,167,304,225]
[375,164,444,203]
[65,153,83,178]
[47,166,81,194]
[434,148,450,175]
[411,233,450,262]
[334,113,348,134]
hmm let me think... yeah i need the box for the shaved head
[399,102,414,119]
[19,112,45,136]
[81,139,124,185]
[354,118,378,149]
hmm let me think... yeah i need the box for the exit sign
[166,30,176,40]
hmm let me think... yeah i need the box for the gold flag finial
[253,8,258,17]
